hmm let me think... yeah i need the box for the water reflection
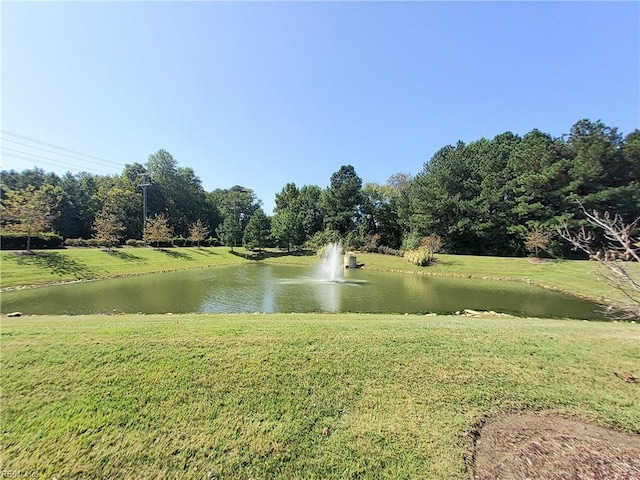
[313,281,342,313]
[1,263,602,319]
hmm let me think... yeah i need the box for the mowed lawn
[0,247,247,289]
[264,251,635,306]
[1,313,638,479]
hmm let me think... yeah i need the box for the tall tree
[360,182,402,248]
[567,119,627,205]
[145,150,206,237]
[243,208,270,252]
[216,215,242,252]
[387,172,413,240]
[320,165,363,235]
[211,185,261,246]
[271,208,303,252]
[297,185,324,241]
[54,172,97,239]
[274,183,300,213]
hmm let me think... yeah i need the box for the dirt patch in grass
[472,411,640,480]
[527,257,554,264]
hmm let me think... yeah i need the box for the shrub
[421,234,443,262]
[316,242,343,259]
[344,230,365,251]
[207,237,222,247]
[401,231,423,251]
[404,247,430,266]
[0,232,64,250]
[304,229,341,250]
[64,238,88,247]
[378,245,403,257]
[362,233,381,253]
[172,237,187,247]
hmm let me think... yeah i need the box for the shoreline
[1,252,620,312]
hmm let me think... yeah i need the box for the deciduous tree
[144,213,172,250]
[524,225,553,258]
[189,219,209,249]
[0,184,60,252]
[92,205,125,251]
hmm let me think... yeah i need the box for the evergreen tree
[243,208,270,252]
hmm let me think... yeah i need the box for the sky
[2,1,639,214]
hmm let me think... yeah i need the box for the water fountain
[316,241,344,283]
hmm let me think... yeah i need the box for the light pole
[138,171,152,240]
[230,186,247,250]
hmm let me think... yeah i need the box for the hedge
[0,232,64,250]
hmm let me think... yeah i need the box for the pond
[1,263,603,319]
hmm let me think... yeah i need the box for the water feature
[1,262,603,319]
[316,241,344,282]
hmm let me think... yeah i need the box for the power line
[0,149,114,175]
[1,137,126,171]
[0,130,126,169]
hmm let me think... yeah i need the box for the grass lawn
[1,313,638,479]
[0,247,246,289]
[263,251,636,306]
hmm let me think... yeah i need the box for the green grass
[1,313,638,479]
[0,247,246,289]
[263,252,636,305]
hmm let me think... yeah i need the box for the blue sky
[2,1,639,214]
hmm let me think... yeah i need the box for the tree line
[1,119,638,257]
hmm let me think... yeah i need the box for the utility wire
[1,137,127,171]
[1,130,126,169]
[1,149,114,175]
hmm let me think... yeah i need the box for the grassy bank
[0,247,246,289]
[1,313,638,479]
[263,252,633,305]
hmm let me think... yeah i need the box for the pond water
[2,263,602,319]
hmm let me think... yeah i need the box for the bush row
[377,245,404,257]
[0,232,64,250]
[63,237,224,248]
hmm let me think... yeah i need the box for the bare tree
[557,205,639,319]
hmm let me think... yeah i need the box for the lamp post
[230,186,247,250]
[138,171,152,240]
